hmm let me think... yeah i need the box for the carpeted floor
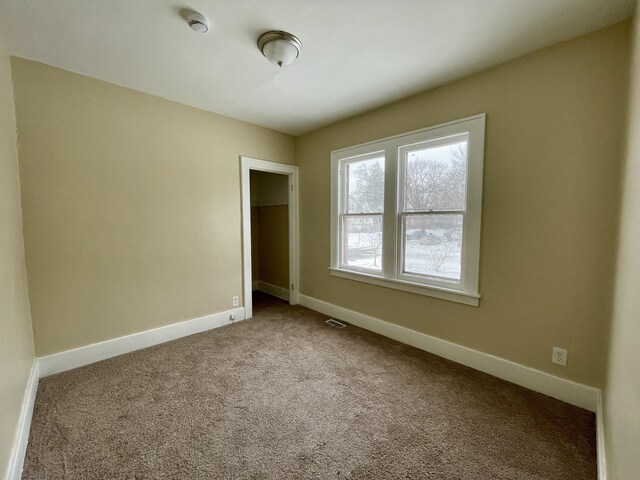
[23,292,596,479]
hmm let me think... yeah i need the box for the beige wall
[0,41,35,476]
[257,206,289,289]
[251,170,289,207]
[604,5,640,479]
[297,22,630,387]
[251,206,260,282]
[11,58,295,356]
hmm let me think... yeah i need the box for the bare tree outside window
[347,143,467,214]
[342,142,467,278]
[344,216,383,270]
[360,219,383,266]
[349,158,384,213]
[424,241,457,273]
[406,142,467,211]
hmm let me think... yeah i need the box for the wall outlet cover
[552,347,568,366]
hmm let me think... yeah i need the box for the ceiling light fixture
[257,31,303,68]
[187,12,210,34]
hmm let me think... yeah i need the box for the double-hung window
[330,114,485,306]
[340,153,385,272]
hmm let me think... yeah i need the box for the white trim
[298,294,599,412]
[5,360,39,480]
[596,391,607,480]
[328,267,480,306]
[252,280,259,291]
[241,156,299,319]
[257,280,290,301]
[331,113,488,155]
[37,307,245,377]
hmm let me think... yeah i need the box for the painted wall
[0,40,35,477]
[250,171,289,290]
[296,22,630,388]
[603,5,640,479]
[251,170,289,207]
[257,206,289,289]
[251,206,260,283]
[10,58,295,356]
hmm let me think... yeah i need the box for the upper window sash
[398,133,470,214]
[339,151,385,215]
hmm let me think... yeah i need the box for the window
[341,154,385,272]
[330,114,485,306]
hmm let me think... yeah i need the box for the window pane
[403,214,463,281]
[342,215,383,271]
[404,140,467,211]
[347,156,385,213]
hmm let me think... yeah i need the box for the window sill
[328,267,480,306]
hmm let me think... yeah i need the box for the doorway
[240,156,299,318]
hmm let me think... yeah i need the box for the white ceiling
[0,0,634,135]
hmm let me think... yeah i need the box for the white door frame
[240,156,299,318]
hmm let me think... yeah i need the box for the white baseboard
[252,280,259,291]
[596,391,607,480]
[298,294,599,412]
[38,307,246,377]
[257,280,290,301]
[5,360,39,480]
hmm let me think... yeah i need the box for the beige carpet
[23,292,596,479]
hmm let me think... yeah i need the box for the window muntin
[330,114,485,304]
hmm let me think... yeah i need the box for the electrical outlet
[232,296,239,307]
[552,347,568,366]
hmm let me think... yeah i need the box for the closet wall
[250,171,289,294]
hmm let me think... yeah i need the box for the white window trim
[330,114,486,307]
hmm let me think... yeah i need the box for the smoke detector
[187,12,210,34]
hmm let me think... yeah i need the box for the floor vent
[325,319,346,328]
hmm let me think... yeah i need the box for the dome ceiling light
[257,31,303,68]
